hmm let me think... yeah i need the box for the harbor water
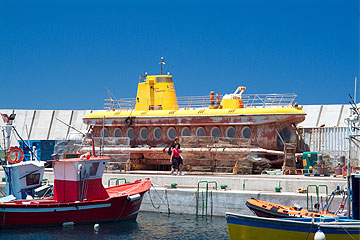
[0,211,229,240]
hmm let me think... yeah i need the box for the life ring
[125,117,132,127]
[7,146,24,164]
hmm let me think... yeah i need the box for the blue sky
[0,0,358,109]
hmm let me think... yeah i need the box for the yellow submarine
[83,58,306,171]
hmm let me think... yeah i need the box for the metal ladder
[306,184,328,212]
[282,142,297,173]
[196,181,217,217]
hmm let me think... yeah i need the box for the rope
[338,224,355,240]
[177,192,197,215]
[148,190,160,209]
[164,189,170,215]
[148,183,198,215]
[305,218,315,240]
[149,183,171,213]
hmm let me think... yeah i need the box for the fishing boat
[82,58,306,172]
[0,113,151,228]
[227,173,360,239]
[226,98,360,239]
[246,198,339,219]
[0,155,151,228]
[225,213,360,240]
[0,113,49,200]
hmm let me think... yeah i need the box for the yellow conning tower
[134,74,179,111]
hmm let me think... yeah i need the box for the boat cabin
[52,156,110,202]
[3,161,45,200]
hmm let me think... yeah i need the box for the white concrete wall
[0,104,353,143]
[299,104,351,128]
[48,110,72,140]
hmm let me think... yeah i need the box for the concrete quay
[0,170,347,217]
[139,187,343,217]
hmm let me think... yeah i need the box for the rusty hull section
[83,114,305,171]
[85,114,304,149]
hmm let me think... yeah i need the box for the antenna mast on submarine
[159,57,165,75]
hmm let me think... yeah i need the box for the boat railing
[104,93,297,111]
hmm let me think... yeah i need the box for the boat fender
[94,223,100,232]
[7,147,24,164]
[78,164,85,175]
[62,222,75,227]
[127,194,141,202]
[314,228,326,240]
[125,117,132,127]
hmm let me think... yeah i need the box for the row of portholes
[100,126,253,141]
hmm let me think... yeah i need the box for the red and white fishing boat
[0,155,151,228]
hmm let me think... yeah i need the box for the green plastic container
[302,152,317,169]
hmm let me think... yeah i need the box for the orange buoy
[80,152,91,160]
[210,91,215,105]
[7,146,24,164]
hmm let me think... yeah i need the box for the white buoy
[314,228,326,240]
[94,223,100,232]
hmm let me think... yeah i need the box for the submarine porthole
[127,128,135,140]
[181,127,191,136]
[100,128,109,138]
[211,127,220,139]
[153,127,162,140]
[140,128,148,140]
[114,128,122,138]
[242,127,251,139]
[226,127,236,138]
[196,127,205,137]
[167,127,176,140]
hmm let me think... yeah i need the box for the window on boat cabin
[156,77,173,83]
[100,128,109,138]
[140,128,148,140]
[181,127,191,137]
[26,173,40,186]
[167,127,176,140]
[127,128,135,140]
[196,127,205,137]
[242,127,251,139]
[149,105,162,110]
[114,128,122,138]
[226,127,236,138]
[153,127,162,140]
[90,162,100,176]
[211,127,220,139]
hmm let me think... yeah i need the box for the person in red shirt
[170,143,183,175]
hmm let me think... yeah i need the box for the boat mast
[346,96,360,219]
[347,118,352,219]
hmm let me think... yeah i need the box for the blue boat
[226,106,360,240]
[225,213,360,240]
[226,173,360,240]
